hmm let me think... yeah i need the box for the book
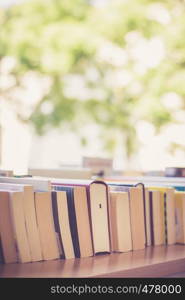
[52,179,111,254]
[104,175,185,184]
[53,185,93,258]
[53,186,80,258]
[129,186,146,250]
[175,192,185,244]
[0,183,42,262]
[73,186,93,257]
[110,191,132,252]
[107,182,146,250]
[144,188,152,246]
[9,190,31,263]
[112,176,185,192]
[0,176,51,191]
[51,190,75,259]
[149,187,176,245]
[34,191,60,261]
[148,189,165,246]
[0,191,18,263]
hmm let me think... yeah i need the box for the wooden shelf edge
[0,245,185,278]
[94,258,185,278]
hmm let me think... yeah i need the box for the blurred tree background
[1,0,185,162]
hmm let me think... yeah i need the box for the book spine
[85,186,95,255]
[135,183,147,246]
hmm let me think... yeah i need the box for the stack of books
[0,175,184,264]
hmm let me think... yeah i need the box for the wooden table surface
[0,245,185,278]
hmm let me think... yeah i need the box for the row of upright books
[0,175,184,264]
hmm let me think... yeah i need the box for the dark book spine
[164,193,168,245]
[84,186,95,254]
[149,191,154,246]
[51,191,64,258]
[0,238,5,263]
[66,189,81,258]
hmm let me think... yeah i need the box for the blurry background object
[122,170,144,176]
[1,0,185,174]
[144,170,165,177]
[28,167,92,179]
[165,167,185,177]
[0,169,14,177]
[82,156,113,177]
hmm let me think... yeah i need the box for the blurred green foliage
[1,0,185,157]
